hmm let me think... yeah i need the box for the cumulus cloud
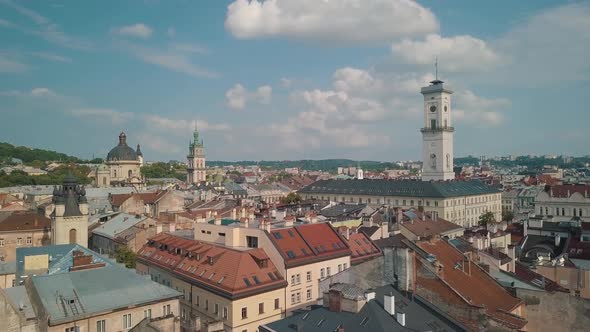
[225,0,438,43]
[392,34,501,72]
[113,23,153,39]
[31,52,72,63]
[453,90,510,127]
[225,84,272,110]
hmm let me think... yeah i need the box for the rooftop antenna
[435,56,438,80]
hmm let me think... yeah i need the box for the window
[96,319,106,332]
[307,289,312,300]
[163,304,171,316]
[246,236,258,248]
[17,238,22,245]
[259,302,264,314]
[0,239,4,247]
[241,307,248,319]
[143,309,151,318]
[326,267,331,276]
[306,271,312,282]
[26,237,32,245]
[196,295,200,306]
[123,313,132,329]
[320,268,325,279]
[65,327,77,332]
[223,306,228,319]
[205,300,209,311]
[274,298,280,310]
[343,263,347,270]
[430,119,437,129]
[338,264,342,272]
[214,303,219,315]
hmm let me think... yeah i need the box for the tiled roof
[417,239,526,329]
[137,233,287,299]
[110,191,167,207]
[358,225,380,237]
[269,223,351,268]
[30,265,181,326]
[0,211,50,232]
[373,233,407,249]
[514,262,566,292]
[400,211,463,238]
[299,179,500,198]
[565,236,590,260]
[343,233,381,264]
[545,184,590,198]
[320,203,366,218]
[480,247,512,265]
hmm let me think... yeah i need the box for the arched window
[102,177,107,186]
[69,229,77,244]
[430,154,436,169]
[114,170,117,178]
[446,154,451,170]
[128,169,132,178]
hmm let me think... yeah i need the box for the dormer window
[208,256,214,265]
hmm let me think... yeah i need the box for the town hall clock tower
[420,78,455,181]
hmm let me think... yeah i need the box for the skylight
[243,278,252,287]
[286,250,296,258]
[252,276,260,284]
[273,233,282,240]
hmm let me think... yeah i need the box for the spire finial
[435,56,438,80]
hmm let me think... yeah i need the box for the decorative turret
[187,126,206,184]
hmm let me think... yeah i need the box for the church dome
[107,132,138,161]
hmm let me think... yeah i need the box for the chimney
[284,215,294,227]
[343,227,350,240]
[396,208,403,223]
[365,291,375,301]
[396,312,406,326]
[231,208,237,220]
[214,213,221,225]
[384,292,395,316]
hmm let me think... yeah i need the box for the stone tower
[51,173,89,247]
[187,128,206,184]
[420,79,455,181]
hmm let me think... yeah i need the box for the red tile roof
[137,233,287,299]
[0,212,51,232]
[110,191,167,207]
[401,211,463,238]
[417,239,526,330]
[565,236,590,260]
[545,184,590,198]
[269,223,351,268]
[514,262,566,293]
[343,232,381,265]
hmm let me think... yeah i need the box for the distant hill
[207,159,403,172]
[0,142,101,165]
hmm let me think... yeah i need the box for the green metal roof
[31,265,181,325]
[207,218,239,226]
[299,179,500,198]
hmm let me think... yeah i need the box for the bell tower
[51,173,89,247]
[420,76,454,181]
[187,127,206,184]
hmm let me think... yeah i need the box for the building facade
[535,184,590,220]
[0,213,51,264]
[90,132,145,189]
[187,128,206,184]
[50,175,89,248]
[421,79,454,181]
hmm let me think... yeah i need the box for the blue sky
[0,0,588,162]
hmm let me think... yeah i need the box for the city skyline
[0,0,589,162]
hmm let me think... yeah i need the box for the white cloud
[31,52,72,63]
[392,34,501,72]
[69,108,134,125]
[0,0,91,50]
[143,115,231,134]
[170,42,208,54]
[121,42,218,79]
[0,54,28,72]
[1,87,56,97]
[113,23,153,39]
[280,78,292,88]
[453,90,510,127]
[225,84,272,110]
[225,0,438,43]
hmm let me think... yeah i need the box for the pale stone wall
[0,229,50,262]
[51,215,88,248]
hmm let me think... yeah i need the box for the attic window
[243,278,252,287]
[301,248,308,256]
[317,317,326,327]
[175,248,181,255]
[252,276,260,284]
[286,251,296,258]
[218,276,225,284]
[200,270,206,277]
[268,272,277,281]
[360,317,370,326]
[287,230,295,237]
[208,273,215,280]
[273,233,282,240]
[208,257,214,265]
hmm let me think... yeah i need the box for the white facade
[421,80,455,181]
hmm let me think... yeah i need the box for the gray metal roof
[92,213,147,240]
[15,244,114,283]
[320,203,367,218]
[31,265,181,325]
[3,286,35,320]
[299,179,500,198]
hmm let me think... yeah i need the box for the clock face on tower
[429,105,437,112]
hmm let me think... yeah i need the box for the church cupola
[119,131,127,145]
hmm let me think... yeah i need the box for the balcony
[420,126,454,133]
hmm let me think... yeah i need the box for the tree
[114,245,136,268]
[502,210,514,222]
[281,192,302,204]
[478,211,496,229]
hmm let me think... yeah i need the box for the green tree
[114,245,136,268]
[281,192,302,204]
[502,210,514,222]
[478,211,496,229]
